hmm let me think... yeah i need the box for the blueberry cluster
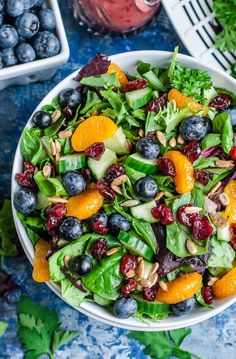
[0,0,60,68]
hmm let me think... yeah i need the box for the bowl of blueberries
[0,0,69,90]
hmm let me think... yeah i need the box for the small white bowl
[11,50,236,331]
[0,0,69,91]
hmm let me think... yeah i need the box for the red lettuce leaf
[74,53,111,82]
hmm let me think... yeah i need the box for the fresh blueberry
[13,188,37,214]
[32,110,52,128]
[108,213,131,234]
[16,42,36,63]
[171,297,197,316]
[59,88,81,109]
[134,176,158,202]
[1,47,17,66]
[0,25,18,48]
[33,31,60,58]
[221,107,236,127]
[113,297,138,319]
[179,116,212,142]
[6,0,24,17]
[87,211,108,231]
[62,171,87,196]
[0,0,4,12]
[23,0,38,9]
[58,216,82,241]
[15,12,39,39]
[69,255,93,276]
[136,138,160,159]
[38,9,56,31]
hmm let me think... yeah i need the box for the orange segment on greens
[66,187,104,220]
[168,89,208,114]
[32,239,51,282]
[221,180,236,223]
[156,272,202,304]
[213,266,236,299]
[165,151,195,194]
[107,63,129,86]
[71,116,117,152]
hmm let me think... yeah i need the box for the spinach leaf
[34,171,68,197]
[80,73,120,89]
[201,134,221,150]
[123,165,144,181]
[207,237,235,268]
[17,212,45,245]
[44,117,65,138]
[152,175,173,193]
[21,128,45,166]
[193,156,218,169]
[132,219,157,254]
[80,90,102,115]
[143,70,167,91]
[204,168,234,194]
[196,288,213,309]
[212,112,233,153]
[42,96,61,112]
[132,108,146,121]
[170,192,191,215]
[191,187,205,208]
[61,278,88,307]
[137,61,151,75]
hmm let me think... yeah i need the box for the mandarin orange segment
[212,266,236,299]
[221,180,236,223]
[71,116,117,152]
[32,239,51,282]
[66,187,104,220]
[156,272,202,304]
[107,63,128,86]
[168,89,208,114]
[165,151,195,194]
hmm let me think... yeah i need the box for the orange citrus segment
[107,63,128,86]
[66,187,104,220]
[212,266,236,299]
[71,116,117,152]
[32,239,50,282]
[168,89,208,114]
[156,272,202,304]
[165,151,195,194]
[221,180,236,223]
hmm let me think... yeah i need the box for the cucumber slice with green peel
[131,200,158,223]
[88,148,117,180]
[104,127,129,155]
[124,153,157,174]
[133,294,170,320]
[217,224,231,242]
[93,294,112,306]
[125,87,153,110]
[118,230,153,261]
[58,153,87,174]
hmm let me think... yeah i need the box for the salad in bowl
[12,48,236,328]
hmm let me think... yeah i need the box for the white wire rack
[162,0,236,73]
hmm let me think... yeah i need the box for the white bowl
[11,50,236,331]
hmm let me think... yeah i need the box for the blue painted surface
[0,2,236,358]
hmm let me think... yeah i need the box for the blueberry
[58,216,82,241]
[62,171,87,196]
[134,176,158,202]
[113,297,138,319]
[69,255,93,276]
[38,9,56,31]
[13,188,37,214]
[179,116,212,142]
[171,297,197,316]
[59,88,81,109]
[6,0,24,17]
[32,110,52,128]
[33,30,60,58]
[108,213,131,234]
[15,12,39,39]
[0,0,4,12]
[0,25,18,48]
[16,42,36,63]
[136,138,160,159]
[23,0,38,9]
[88,211,108,230]
[222,107,236,127]
[1,47,17,66]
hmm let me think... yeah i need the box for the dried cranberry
[121,78,147,93]
[151,204,175,225]
[120,278,138,297]
[46,203,66,230]
[146,93,168,112]
[15,161,36,189]
[230,224,236,250]
[81,168,92,183]
[120,255,137,277]
[85,142,105,160]
[182,141,201,163]
[230,146,236,161]
[62,105,73,117]
[96,179,116,200]
[177,205,200,227]
[92,220,109,234]
[192,216,213,240]
[146,131,157,141]
[209,93,232,110]
[194,170,210,186]
[142,283,159,302]
[104,164,125,183]
[212,147,229,160]
[158,157,176,177]
[46,216,62,230]
[90,238,108,260]
[201,285,213,304]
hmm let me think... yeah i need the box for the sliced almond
[159,280,168,292]
[111,184,122,195]
[155,191,164,201]
[207,277,219,287]
[148,273,158,287]
[150,262,159,276]
[111,175,128,187]
[117,156,125,163]
[209,212,227,228]
[126,270,136,278]
[52,109,61,123]
[177,134,185,145]
[55,140,61,162]
[207,182,222,197]
[125,140,132,153]
[136,257,144,278]
[215,160,235,168]
[121,199,139,207]
[140,278,151,288]
[58,130,72,139]
[49,196,68,204]
[42,164,52,178]
[50,140,56,156]
[139,129,145,137]
[169,137,177,148]
[91,110,98,116]
[186,239,197,255]
[184,206,202,214]
[156,131,166,147]
[64,255,71,268]
[106,247,120,256]
[219,193,230,206]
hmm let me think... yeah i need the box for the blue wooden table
[1,2,236,358]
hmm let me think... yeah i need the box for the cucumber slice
[118,230,153,261]
[88,148,117,180]
[131,200,157,223]
[125,87,153,110]
[104,127,129,155]
[217,224,231,242]
[58,154,86,174]
[133,294,170,320]
[124,153,157,174]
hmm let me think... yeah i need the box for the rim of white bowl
[11,50,236,331]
